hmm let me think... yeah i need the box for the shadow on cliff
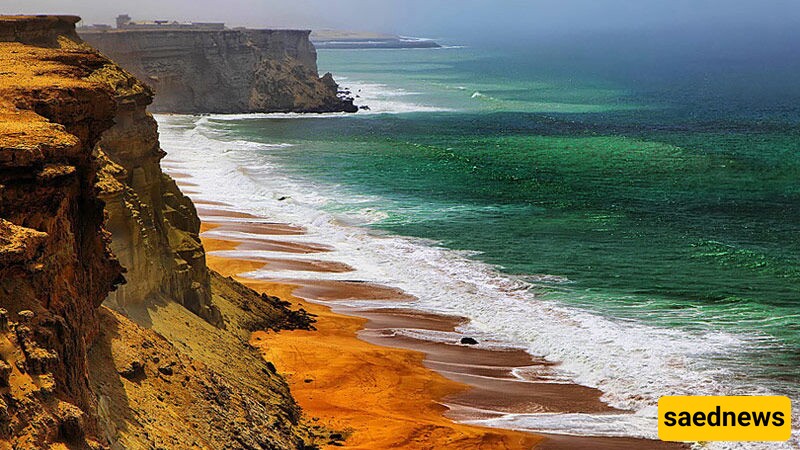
[87,308,138,448]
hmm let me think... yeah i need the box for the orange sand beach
[191,194,689,449]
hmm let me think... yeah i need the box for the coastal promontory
[80,18,357,114]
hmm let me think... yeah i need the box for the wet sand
[280,279,417,302]
[194,199,231,207]
[204,231,541,449]
[239,257,353,273]
[237,238,334,254]
[196,206,263,219]
[166,171,192,179]
[195,208,689,449]
[208,221,306,236]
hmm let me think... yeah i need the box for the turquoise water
[196,46,800,401]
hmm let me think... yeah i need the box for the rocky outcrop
[0,16,321,449]
[81,29,358,113]
[91,51,221,325]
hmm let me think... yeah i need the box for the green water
[207,45,800,394]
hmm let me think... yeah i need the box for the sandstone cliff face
[0,16,321,449]
[81,29,358,114]
[0,15,124,448]
[91,54,221,325]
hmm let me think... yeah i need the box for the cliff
[81,29,358,114]
[0,16,323,449]
[0,15,124,448]
[91,52,221,325]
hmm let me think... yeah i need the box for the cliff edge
[81,29,358,114]
[0,16,323,449]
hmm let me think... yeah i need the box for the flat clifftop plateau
[0,15,324,449]
[80,29,358,114]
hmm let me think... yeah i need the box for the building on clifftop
[113,14,225,31]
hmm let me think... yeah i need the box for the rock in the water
[460,337,479,345]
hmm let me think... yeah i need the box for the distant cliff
[81,29,358,114]
[0,16,321,449]
[311,30,441,49]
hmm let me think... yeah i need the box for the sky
[2,0,799,42]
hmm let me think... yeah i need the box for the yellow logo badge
[658,396,792,442]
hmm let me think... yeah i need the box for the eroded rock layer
[0,16,320,449]
[81,29,357,113]
[91,50,221,325]
[0,15,125,448]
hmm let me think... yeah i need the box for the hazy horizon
[2,0,800,44]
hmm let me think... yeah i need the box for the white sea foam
[471,90,499,102]
[156,114,799,449]
[342,79,453,114]
[465,410,659,439]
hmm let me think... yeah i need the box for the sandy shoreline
[187,200,692,449]
[203,221,541,449]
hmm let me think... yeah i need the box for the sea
[156,34,800,448]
